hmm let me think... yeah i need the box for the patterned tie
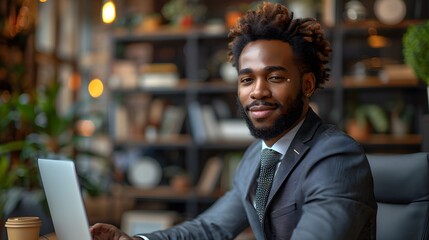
[255,148,282,223]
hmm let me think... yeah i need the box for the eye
[239,76,253,84]
[268,75,288,82]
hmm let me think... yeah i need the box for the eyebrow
[238,66,288,75]
[238,68,252,75]
[265,66,288,73]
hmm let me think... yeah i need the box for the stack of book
[138,63,179,88]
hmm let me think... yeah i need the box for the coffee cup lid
[7,217,40,222]
[5,217,41,227]
[5,223,41,228]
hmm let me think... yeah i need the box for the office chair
[367,152,429,240]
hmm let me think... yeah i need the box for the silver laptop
[38,158,92,240]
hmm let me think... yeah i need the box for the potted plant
[161,0,206,28]
[403,20,429,107]
[345,103,389,142]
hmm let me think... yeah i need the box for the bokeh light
[88,78,104,98]
[102,1,116,24]
[76,119,96,137]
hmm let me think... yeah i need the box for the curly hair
[228,2,332,89]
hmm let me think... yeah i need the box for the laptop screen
[38,158,92,240]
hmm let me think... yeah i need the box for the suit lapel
[242,143,265,234]
[267,109,322,206]
[268,142,308,202]
[243,142,263,203]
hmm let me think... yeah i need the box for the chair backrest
[367,152,429,240]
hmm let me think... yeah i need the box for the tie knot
[260,149,281,167]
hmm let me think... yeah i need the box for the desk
[39,233,57,240]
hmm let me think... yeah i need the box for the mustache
[245,100,280,110]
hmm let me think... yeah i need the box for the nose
[250,79,271,99]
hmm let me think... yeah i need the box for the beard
[237,92,304,140]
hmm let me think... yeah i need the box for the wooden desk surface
[39,233,57,240]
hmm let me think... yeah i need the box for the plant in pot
[345,103,389,142]
[403,20,429,107]
[161,0,206,28]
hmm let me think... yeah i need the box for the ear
[302,72,316,98]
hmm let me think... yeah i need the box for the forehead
[238,40,295,70]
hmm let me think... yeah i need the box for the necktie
[255,148,282,223]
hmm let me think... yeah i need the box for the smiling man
[91,2,376,240]
[236,40,309,146]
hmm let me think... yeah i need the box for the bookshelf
[326,0,428,153]
[107,26,247,219]
[106,0,429,221]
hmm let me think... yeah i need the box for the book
[196,156,223,194]
[138,63,179,88]
[110,60,138,89]
[125,94,151,139]
[219,119,253,140]
[220,152,242,191]
[114,105,128,141]
[378,64,418,84]
[160,105,186,136]
[147,99,167,130]
[212,99,232,119]
[188,101,207,143]
[201,105,220,141]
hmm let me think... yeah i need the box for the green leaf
[364,105,389,133]
[403,20,429,86]
[0,157,10,188]
[0,141,26,155]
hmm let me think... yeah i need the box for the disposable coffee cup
[5,216,42,240]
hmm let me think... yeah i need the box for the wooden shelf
[113,134,192,148]
[110,80,190,95]
[359,134,422,146]
[198,138,254,150]
[191,80,237,94]
[111,80,239,94]
[111,184,222,201]
[341,19,426,31]
[343,76,420,88]
[112,26,228,42]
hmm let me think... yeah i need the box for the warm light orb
[40,0,47,2]
[76,119,96,137]
[102,1,116,24]
[88,78,104,98]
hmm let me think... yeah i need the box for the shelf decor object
[128,156,162,188]
[374,0,406,25]
[344,0,366,21]
[403,20,429,108]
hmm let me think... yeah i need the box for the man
[91,2,376,239]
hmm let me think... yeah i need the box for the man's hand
[90,223,140,240]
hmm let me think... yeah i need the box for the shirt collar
[261,117,305,159]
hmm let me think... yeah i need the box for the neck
[264,107,309,147]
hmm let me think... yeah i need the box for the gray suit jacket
[143,109,377,239]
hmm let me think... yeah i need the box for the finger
[90,223,113,237]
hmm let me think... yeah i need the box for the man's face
[237,40,310,144]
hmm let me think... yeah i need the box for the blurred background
[1,0,428,238]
